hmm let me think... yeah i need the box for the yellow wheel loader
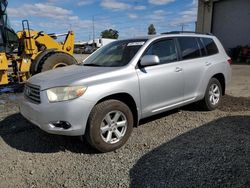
[0,0,77,86]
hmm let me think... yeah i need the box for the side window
[197,38,206,56]
[202,38,219,56]
[145,39,177,64]
[178,37,201,60]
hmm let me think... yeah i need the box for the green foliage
[148,24,156,35]
[101,29,119,39]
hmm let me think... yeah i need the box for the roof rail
[161,31,213,36]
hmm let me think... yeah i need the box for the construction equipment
[0,0,77,86]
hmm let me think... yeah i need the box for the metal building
[196,0,250,50]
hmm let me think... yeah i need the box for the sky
[7,0,198,42]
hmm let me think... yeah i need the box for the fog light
[52,121,71,129]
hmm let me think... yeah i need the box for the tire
[85,100,134,152]
[200,78,222,111]
[30,50,54,75]
[39,52,77,72]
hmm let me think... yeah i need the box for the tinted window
[202,38,218,55]
[178,37,200,60]
[197,38,206,56]
[145,39,177,64]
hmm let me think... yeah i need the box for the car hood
[27,65,118,90]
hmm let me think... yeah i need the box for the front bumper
[19,94,95,136]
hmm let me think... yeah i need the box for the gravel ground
[227,64,250,97]
[0,63,250,187]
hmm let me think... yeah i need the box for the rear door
[176,37,206,101]
[136,38,184,117]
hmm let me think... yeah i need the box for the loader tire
[39,52,77,72]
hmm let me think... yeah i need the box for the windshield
[83,39,147,67]
[0,0,19,52]
[0,1,7,13]
[0,0,8,27]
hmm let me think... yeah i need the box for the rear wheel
[201,78,222,111]
[85,100,133,152]
[39,52,77,72]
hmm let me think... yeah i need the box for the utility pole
[181,23,184,32]
[92,16,95,49]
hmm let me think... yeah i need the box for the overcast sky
[8,0,198,41]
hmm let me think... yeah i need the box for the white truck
[84,38,117,54]
[88,38,117,48]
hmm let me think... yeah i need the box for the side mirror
[140,55,160,67]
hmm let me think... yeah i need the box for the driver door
[136,38,184,118]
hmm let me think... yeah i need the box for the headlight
[46,86,87,102]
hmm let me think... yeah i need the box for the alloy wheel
[100,110,127,144]
[209,83,220,105]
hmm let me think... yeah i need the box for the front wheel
[85,100,134,152]
[201,78,222,111]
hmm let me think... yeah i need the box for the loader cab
[0,0,19,53]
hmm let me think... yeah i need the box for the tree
[148,24,156,35]
[101,29,119,39]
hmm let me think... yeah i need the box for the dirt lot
[227,64,250,97]
[0,64,250,187]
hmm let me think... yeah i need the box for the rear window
[178,37,201,60]
[201,38,219,56]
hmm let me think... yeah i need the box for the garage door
[212,0,250,50]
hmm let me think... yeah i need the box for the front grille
[24,83,41,104]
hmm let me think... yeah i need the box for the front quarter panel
[80,67,141,120]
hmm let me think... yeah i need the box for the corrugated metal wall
[212,0,250,49]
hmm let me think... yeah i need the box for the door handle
[205,62,212,66]
[175,67,183,72]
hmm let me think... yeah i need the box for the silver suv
[20,33,231,152]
